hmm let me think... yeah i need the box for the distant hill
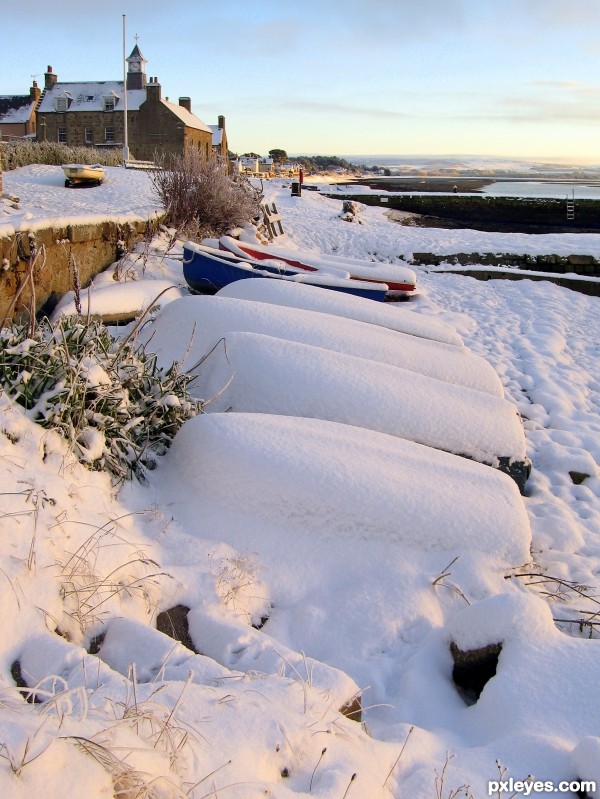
[337,154,600,179]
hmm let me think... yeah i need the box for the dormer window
[55,97,68,112]
[103,97,115,112]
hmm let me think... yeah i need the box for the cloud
[224,95,412,119]
[452,96,600,126]
[514,0,600,28]
[278,99,411,118]
[529,80,591,90]
[308,0,468,45]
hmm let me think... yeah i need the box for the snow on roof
[162,99,212,133]
[37,81,211,131]
[209,124,223,146]
[127,44,147,62]
[0,95,35,123]
[37,82,147,112]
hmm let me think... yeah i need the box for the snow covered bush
[150,150,261,235]
[1,140,122,171]
[0,315,202,480]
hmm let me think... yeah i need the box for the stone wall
[429,267,600,297]
[410,251,600,276]
[0,215,165,323]
[136,90,212,162]
[323,192,600,233]
[42,109,138,152]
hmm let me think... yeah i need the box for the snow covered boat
[191,331,532,492]
[182,242,389,301]
[218,236,417,295]
[61,163,105,187]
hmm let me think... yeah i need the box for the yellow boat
[62,163,105,187]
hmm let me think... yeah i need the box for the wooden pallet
[261,202,284,239]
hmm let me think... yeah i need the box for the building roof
[0,95,36,124]
[38,82,148,112]
[162,99,212,133]
[127,44,147,62]
[37,82,212,133]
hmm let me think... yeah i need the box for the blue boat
[182,243,389,301]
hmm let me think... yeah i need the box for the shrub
[0,315,202,481]
[1,140,123,171]
[150,150,262,235]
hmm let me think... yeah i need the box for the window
[104,127,115,143]
[85,127,93,144]
[103,97,115,112]
[55,97,67,112]
[58,127,67,143]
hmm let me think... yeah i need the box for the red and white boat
[218,236,417,295]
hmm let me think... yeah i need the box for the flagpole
[122,14,129,165]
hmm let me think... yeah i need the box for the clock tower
[126,43,147,90]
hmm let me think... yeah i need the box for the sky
[2,0,600,161]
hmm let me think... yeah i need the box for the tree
[268,149,288,163]
[150,150,261,235]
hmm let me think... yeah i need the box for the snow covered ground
[0,165,600,798]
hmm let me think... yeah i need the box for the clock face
[129,61,141,72]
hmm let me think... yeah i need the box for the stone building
[35,46,218,161]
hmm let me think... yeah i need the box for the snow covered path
[0,167,599,798]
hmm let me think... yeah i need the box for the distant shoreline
[345,176,600,194]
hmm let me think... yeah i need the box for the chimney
[30,81,41,103]
[179,97,191,113]
[146,76,161,102]
[218,115,225,130]
[44,66,57,91]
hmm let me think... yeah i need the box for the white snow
[0,164,599,798]
[192,330,527,467]
[217,277,464,346]
[142,294,505,395]
[37,83,148,114]
[1,164,163,235]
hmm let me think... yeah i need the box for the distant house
[0,81,41,139]
[258,157,275,176]
[237,156,260,174]
[35,47,223,162]
[281,161,300,177]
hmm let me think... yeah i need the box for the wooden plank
[261,203,284,239]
